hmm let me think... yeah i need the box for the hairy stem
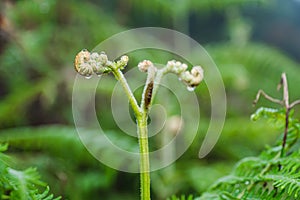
[112,68,141,117]
[137,114,151,200]
[112,67,151,199]
[138,66,157,200]
[150,68,165,106]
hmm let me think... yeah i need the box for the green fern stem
[112,68,141,116]
[137,66,156,200]
[138,114,151,200]
[111,67,151,200]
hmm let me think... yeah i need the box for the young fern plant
[197,73,300,200]
[74,50,204,200]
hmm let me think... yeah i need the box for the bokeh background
[1,0,300,199]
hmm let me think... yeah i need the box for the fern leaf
[167,194,194,200]
[0,144,60,200]
[197,109,300,200]
[33,186,61,200]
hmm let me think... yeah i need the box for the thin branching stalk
[253,73,300,156]
[137,114,151,200]
[112,66,151,200]
[111,67,141,117]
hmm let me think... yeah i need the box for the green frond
[251,107,300,130]
[0,143,11,168]
[7,168,44,200]
[33,187,61,200]
[0,125,139,167]
[167,194,194,200]
[0,127,137,199]
[0,144,59,200]
[249,107,300,157]
[0,143,8,152]
[250,107,285,123]
[197,107,300,200]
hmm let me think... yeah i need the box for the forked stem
[111,67,151,200]
[253,73,300,156]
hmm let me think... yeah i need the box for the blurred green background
[1,0,300,199]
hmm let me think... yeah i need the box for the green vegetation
[197,74,300,199]
[0,143,59,200]
[1,0,300,199]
